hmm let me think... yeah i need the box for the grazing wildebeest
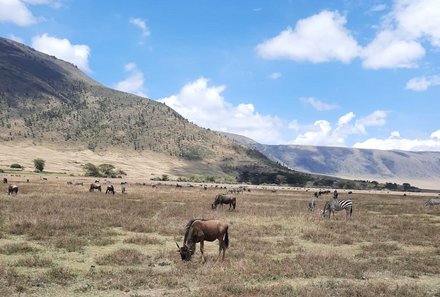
[425,198,440,207]
[8,185,18,195]
[89,183,101,192]
[176,219,229,262]
[322,199,353,220]
[3,177,7,184]
[105,185,115,195]
[211,194,236,210]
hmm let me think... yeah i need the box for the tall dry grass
[0,180,439,296]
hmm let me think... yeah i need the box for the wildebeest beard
[177,243,195,261]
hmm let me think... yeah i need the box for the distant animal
[176,184,183,188]
[3,177,7,184]
[322,199,353,220]
[348,191,353,194]
[121,185,126,194]
[67,181,73,185]
[176,219,229,262]
[89,183,101,192]
[333,190,338,199]
[105,185,115,195]
[211,194,236,210]
[425,198,440,207]
[42,177,47,181]
[8,185,18,195]
[308,197,317,211]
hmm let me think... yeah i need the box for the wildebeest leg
[200,241,205,263]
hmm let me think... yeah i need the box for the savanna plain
[0,178,440,297]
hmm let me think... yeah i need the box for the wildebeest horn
[175,242,180,249]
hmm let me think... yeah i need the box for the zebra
[321,199,352,220]
[425,198,440,207]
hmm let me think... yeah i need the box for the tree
[83,163,100,177]
[33,159,45,172]
[98,164,116,178]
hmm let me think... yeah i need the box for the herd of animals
[2,176,440,262]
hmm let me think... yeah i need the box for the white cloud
[268,72,282,80]
[129,17,150,37]
[405,75,440,91]
[159,78,284,144]
[290,110,388,146]
[338,112,355,126]
[288,120,300,131]
[8,33,23,43]
[361,0,440,69]
[361,30,425,69]
[392,0,440,47]
[0,0,37,26]
[301,97,338,111]
[114,63,147,97]
[0,0,60,26]
[369,4,387,13]
[354,129,440,151]
[31,33,91,72]
[256,10,360,63]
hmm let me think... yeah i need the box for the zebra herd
[308,190,440,220]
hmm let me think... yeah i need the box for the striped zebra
[321,199,353,220]
[425,198,440,207]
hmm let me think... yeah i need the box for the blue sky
[1,0,440,151]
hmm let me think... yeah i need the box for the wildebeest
[322,199,353,220]
[105,185,115,195]
[2,177,7,184]
[425,198,440,207]
[8,185,18,195]
[176,219,229,262]
[89,183,101,192]
[211,194,236,210]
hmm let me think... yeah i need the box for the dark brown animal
[8,185,18,195]
[105,185,115,195]
[212,194,236,210]
[89,183,101,192]
[176,219,229,262]
[2,177,7,184]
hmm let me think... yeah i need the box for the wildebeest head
[176,242,192,261]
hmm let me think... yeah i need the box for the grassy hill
[0,37,313,183]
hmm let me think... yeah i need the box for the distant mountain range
[221,132,440,189]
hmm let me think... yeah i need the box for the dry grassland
[0,178,440,296]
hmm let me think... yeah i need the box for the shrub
[83,163,101,177]
[33,158,45,172]
[10,163,23,169]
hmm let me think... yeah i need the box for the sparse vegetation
[0,179,438,296]
[83,162,118,178]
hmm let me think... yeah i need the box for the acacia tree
[33,158,45,172]
[83,163,100,177]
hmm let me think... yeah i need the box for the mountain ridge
[220,132,440,189]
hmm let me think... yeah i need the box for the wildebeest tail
[350,205,353,215]
[224,227,229,249]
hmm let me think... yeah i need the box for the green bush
[33,159,45,172]
[10,163,23,169]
